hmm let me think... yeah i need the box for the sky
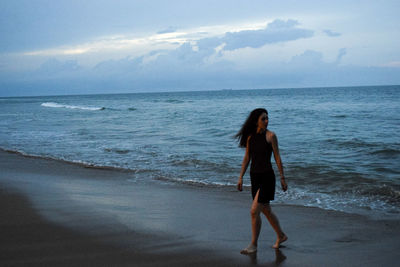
[0,0,399,96]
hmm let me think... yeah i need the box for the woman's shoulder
[266,129,276,137]
[266,130,277,142]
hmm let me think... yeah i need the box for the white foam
[275,186,400,219]
[41,102,104,111]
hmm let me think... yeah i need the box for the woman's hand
[281,177,288,192]
[237,178,243,191]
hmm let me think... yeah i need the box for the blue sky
[0,0,399,96]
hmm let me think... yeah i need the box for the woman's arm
[269,131,288,192]
[237,136,251,191]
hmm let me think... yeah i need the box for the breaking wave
[41,102,105,111]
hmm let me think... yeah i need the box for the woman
[235,108,288,253]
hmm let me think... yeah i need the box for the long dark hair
[235,108,268,148]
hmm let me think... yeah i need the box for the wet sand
[1,150,399,266]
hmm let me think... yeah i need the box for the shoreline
[2,147,398,221]
[1,149,399,266]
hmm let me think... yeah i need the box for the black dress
[249,130,276,203]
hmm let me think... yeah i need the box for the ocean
[1,85,399,219]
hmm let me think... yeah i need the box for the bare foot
[272,234,288,249]
[240,244,257,254]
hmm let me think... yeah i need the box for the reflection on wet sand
[243,248,287,266]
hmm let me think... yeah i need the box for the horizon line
[1,84,399,98]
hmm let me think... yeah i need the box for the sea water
[1,85,399,218]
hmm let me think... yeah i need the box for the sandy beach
[1,149,399,266]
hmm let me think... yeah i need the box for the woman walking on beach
[236,108,288,253]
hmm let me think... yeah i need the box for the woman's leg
[250,190,263,246]
[261,204,287,248]
[241,190,263,254]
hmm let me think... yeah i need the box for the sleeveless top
[249,130,273,173]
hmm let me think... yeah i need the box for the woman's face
[257,112,269,130]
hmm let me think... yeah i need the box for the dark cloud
[324,29,341,37]
[195,19,314,52]
[224,20,313,50]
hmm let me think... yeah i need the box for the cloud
[1,11,399,97]
[32,58,83,79]
[336,48,347,63]
[0,1,193,53]
[267,49,400,87]
[324,29,341,37]
[92,56,143,77]
[2,46,400,97]
[1,1,319,54]
[195,19,314,52]
[287,48,345,71]
[0,18,313,67]
[157,26,178,34]
[222,19,314,51]
[290,50,324,69]
[380,61,400,67]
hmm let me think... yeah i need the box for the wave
[331,114,348,118]
[103,148,131,154]
[99,107,137,111]
[169,157,236,173]
[323,138,400,155]
[153,171,400,218]
[370,148,400,157]
[41,102,105,111]
[276,186,400,218]
[165,99,185,104]
[153,175,237,188]
[0,148,133,173]
[323,138,376,149]
[150,99,184,104]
